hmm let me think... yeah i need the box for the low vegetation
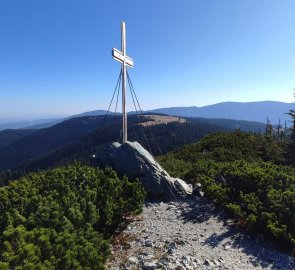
[0,163,146,269]
[158,130,295,249]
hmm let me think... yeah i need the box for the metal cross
[112,21,134,143]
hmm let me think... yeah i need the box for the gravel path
[107,197,295,270]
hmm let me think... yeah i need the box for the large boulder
[94,141,192,200]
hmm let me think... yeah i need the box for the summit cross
[112,21,134,143]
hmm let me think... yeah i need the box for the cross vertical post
[121,22,127,143]
[112,21,134,144]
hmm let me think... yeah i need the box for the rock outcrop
[94,141,192,200]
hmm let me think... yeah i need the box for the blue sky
[0,0,294,121]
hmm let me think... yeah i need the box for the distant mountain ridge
[67,101,293,126]
[148,101,292,125]
[0,118,62,131]
[23,110,111,129]
[0,101,292,131]
[0,111,111,131]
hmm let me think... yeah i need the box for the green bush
[0,163,146,269]
[188,160,295,247]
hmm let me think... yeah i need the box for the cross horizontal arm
[112,48,134,68]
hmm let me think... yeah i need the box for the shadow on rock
[178,197,226,224]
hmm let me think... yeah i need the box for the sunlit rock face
[94,141,192,200]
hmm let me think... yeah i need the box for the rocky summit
[94,141,193,200]
[107,197,295,270]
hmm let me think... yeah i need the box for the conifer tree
[265,117,273,138]
[286,91,295,165]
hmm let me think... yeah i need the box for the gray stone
[126,256,138,266]
[181,255,191,266]
[142,261,158,270]
[223,242,231,250]
[94,141,192,200]
[193,258,202,265]
[204,259,215,266]
[140,253,154,260]
[199,191,204,197]
[145,239,154,247]
[213,259,220,266]
[224,244,231,250]
[195,183,202,189]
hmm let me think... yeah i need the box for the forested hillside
[158,131,295,250]
[0,129,36,150]
[0,114,265,185]
[0,163,145,269]
[0,117,104,170]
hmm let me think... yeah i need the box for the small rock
[142,261,158,270]
[168,248,175,255]
[191,261,197,267]
[193,258,202,265]
[181,255,192,266]
[213,259,220,266]
[125,256,138,266]
[196,183,202,188]
[110,246,115,255]
[204,259,215,266]
[224,245,231,250]
[224,219,234,226]
[223,242,231,250]
[139,253,154,260]
[145,240,154,247]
